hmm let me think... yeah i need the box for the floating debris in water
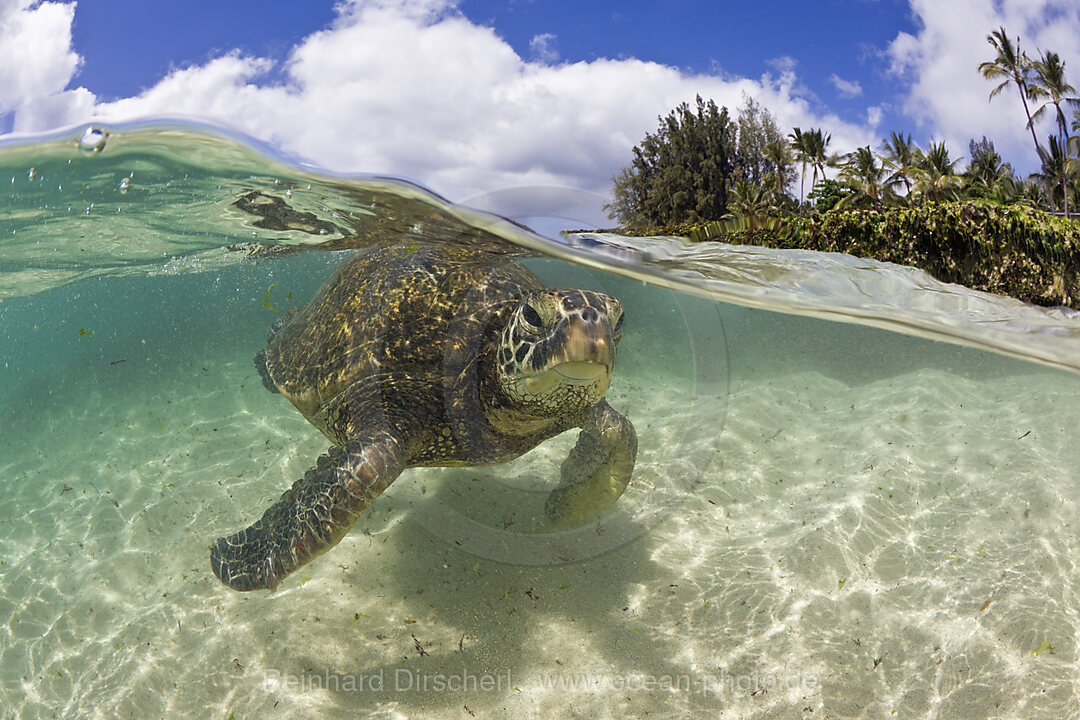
[261,283,278,312]
[1032,641,1055,656]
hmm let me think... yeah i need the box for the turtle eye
[521,303,543,330]
[612,313,624,336]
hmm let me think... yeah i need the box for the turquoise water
[1,123,1079,719]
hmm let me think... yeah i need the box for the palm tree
[1069,136,1080,212]
[913,141,964,203]
[788,128,812,206]
[788,128,835,205]
[978,27,1045,164]
[965,137,1014,198]
[1030,50,1078,216]
[763,139,792,207]
[985,175,1027,205]
[880,131,922,197]
[1030,135,1080,212]
[723,179,771,229]
[806,129,834,190]
[837,146,890,209]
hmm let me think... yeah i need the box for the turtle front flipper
[545,399,637,527]
[211,432,405,591]
[253,309,298,394]
[253,350,279,394]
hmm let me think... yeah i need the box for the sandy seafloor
[2,255,1080,720]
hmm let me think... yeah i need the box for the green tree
[723,179,771,228]
[1069,136,1080,212]
[913,141,964,203]
[734,97,796,196]
[788,127,834,207]
[965,136,1015,198]
[985,175,1029,205]
[606,96,737,226]
[1030,50,1078,216]
[880,131,923,197]
[978,27,1045,164]
[763,139,794,207]
[838,146,891,209]
[806,129,834,189]
[806,178,858,212]
[788,127,812,205]
[1031,135,1079,213]
[1072,106,1080,210]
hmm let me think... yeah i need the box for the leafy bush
[607,201,1080,308]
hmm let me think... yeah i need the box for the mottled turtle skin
[210,245,637,591]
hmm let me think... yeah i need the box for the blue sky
[1,0,1078,206]
[457,0,917,111]
[68,2,339,100]
[66,0,918,137]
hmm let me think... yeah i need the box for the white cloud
[886,0,1080,174]
[829,73,863,98]
[12,87,93,131]
[7,0,874,202]
[92,53,282,126]
[766,56,798,74]
[0,0,81,114]
[529,32,559,63]
[867,105,883,128]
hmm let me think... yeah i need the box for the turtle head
[494,288,624,416]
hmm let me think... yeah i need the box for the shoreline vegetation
[597,26,1080,310]
[580,201,1079,310]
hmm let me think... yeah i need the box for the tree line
[606,26,1080,227]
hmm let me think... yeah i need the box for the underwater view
[2,123,1080,720]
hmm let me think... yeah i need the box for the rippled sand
[3,328,1079,719]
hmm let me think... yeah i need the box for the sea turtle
[211,244,637,591]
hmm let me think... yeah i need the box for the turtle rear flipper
[545,399,637,527]
[210,432,405,591]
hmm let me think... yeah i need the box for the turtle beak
[553,360,608,383]
[549,315,614,382]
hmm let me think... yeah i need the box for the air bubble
[119,177,131,193]
[78,127,108,154]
